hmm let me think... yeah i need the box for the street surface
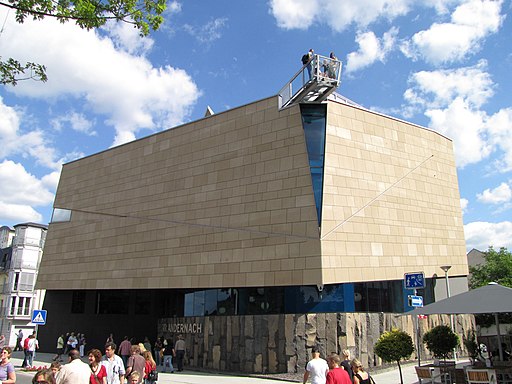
[9,350,469,384]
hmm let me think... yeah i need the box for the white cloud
[477,182,512,204]
[403,0,504,64]
[0,203,43,224]
[183,18,228,44]
[403,62,512,170]
[0,161,55,206]
[426,97,491,167]
[102,21,154,55]
[1,9,200,147]
[346,27,398,73]
[464,221,512,251]
[51,112,97,136]
[0,97,64,170]
[487,108,512,172]
[404,60,493,109]
[41,171,61,192]
[167,1,182,14]
[460,198,469,213]
[269,0,410,31]
[268,0,318,30]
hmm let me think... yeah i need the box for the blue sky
[0,0,511,252]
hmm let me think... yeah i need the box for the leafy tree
[469,247,512,289]
[0,0,166,85]
[469,247,512,327]
[423,325,459,361]
[374,328,414,384]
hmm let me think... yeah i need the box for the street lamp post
[440,265,451,298]
[440,265,457,362]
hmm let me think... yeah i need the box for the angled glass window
[300,104,327,225]
[51,208,72,223]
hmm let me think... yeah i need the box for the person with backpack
[142,350,157,384]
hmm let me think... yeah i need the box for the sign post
[404,272,425,367]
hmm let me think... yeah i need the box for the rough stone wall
[158,312,474,374]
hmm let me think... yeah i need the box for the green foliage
[463,329,479,359]
[470,247,512,327]
[0,0,166,85]
[375,329,415,363]
[423,325,460,360]
[469,247,512,289]
[0,58,47,85]
[375,329,414,384]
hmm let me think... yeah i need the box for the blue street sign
[408,295,424,307]
[31,309,47,325]
[404,272,425,289]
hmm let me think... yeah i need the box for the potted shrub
[374,328,415,384]
[463,329,479,363]
[423,325,460,362]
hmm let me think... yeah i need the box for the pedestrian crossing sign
[31,309,47,325]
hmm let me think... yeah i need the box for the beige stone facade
[321,102,467,283]
[38,95,467,291]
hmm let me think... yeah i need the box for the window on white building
[19,273,35,291]
[12,272,35,292]
[11,297,32,316]
[9,297,16,316]
[22,297,31,316]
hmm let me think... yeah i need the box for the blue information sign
[31,309,47,325]
[408,295,424,307]
[404,272,425,289]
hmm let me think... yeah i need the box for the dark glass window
[157,289,183,317]
[135,291,151,314]
[301,104,327,225]
[284,284,355,313]
[193,291,205,315]
[96,290,129,314]
[178,279,432,317]
[217,289,236,315]
[71,290,86,314]
[184,292,194,317]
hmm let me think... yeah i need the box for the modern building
[0,223,47,346]
[37,60,468,372]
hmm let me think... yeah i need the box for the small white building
[0,223,47,347]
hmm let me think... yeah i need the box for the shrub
[423,325,459,360]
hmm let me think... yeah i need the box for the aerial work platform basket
[278,54,342,110]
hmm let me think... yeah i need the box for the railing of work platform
[278,54,342,110]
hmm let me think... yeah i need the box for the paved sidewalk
[10,350,465,384]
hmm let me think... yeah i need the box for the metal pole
[441,266,457,362]
[496,313,504,361]
[415,288,421,367]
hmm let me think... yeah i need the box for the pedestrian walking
[101,342,125,384]
[54,334,65,361]
[303,346,329,384]
[57,349,90,384]
[174,334,186,371]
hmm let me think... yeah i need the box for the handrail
[278,54,342,110]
